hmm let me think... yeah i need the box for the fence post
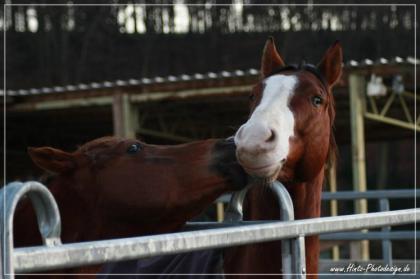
[216,203,224,222]
[271,181,306,279]
[379,198,392,265]
[0,231,3,279]
[112,92,139,138]
[225,182,306,278]
[327,163,340,260]
[349,74,370,261]
[293,235,306,279]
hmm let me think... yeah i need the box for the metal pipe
[321,189,419,200]
[0,182,62,278]
[293,236,306,277]
[223,186,249,223]
[223,182,301,278]
[217,189,419,204]
[13,209,417,273]
[183,221,273,231]
[320,231,416,240]
[270,182,298,278]
[379,198,392,265]
[3,182,417,276]
[184,224,417,240]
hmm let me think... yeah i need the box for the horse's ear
[317,41,343,87]
[28,147,76,174]
[260,37,285,78]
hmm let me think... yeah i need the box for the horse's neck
[287,172,324,219]
[49,178,132,242]
[244,170,324,221]
[97,172,230,239]
[12,178,89,247]
[13,179,105,275]
[49,179,94,242]
[224,169,325,276]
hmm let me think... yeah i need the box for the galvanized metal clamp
[224,180,306,279]
[0,181,62,279]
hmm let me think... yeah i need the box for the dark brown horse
[14,136,247,276]
[225,38,342,277]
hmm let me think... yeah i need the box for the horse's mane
[78,136,123,152]
[327,91,338,170]
[78,136,125,167]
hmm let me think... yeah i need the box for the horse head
[27,136,247,239]
[234,37,342,182]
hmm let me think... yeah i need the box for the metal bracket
[0,181,62,278]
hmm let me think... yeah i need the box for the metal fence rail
[321,188,418,265]
[2,181,306,278]
[321,189,419,200]
[217,189,419,203]
[13,209,417,273]
[217,188,418,266]
[2,181,418,278]
[320,231,417,240]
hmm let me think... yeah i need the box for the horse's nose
[267,128,276,143]
[235,123,277,155]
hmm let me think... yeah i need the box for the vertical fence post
[327,163,340,260]
[225,183,306,278]
[112,92,139,138]
[0,241,3,279]
[293,235,306,279]
[271,182,306,279]
[216,203,224,222]
[349,74,370,261]
[379,198,392,265]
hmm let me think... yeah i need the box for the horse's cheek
[302,141,329,181]
[291,124,329,181]
[101,162,173,211]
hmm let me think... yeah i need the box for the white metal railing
[13,209,416,271]
[218,188,419,265]
[1,181,418,278]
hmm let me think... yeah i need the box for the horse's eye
[312,96,323,107]
[127,143,142,154]
[249,93,255,101]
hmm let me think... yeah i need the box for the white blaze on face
[234,74,297,176]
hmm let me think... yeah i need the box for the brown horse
[14,136,247,276]
[225,38,342,277]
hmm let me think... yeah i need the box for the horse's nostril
[280,158,287,164]
[266,129,276,142]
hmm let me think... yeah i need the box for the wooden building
[2,55,419,262]
[3,57,418,181]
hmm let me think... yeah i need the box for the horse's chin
[242,163,282,181]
